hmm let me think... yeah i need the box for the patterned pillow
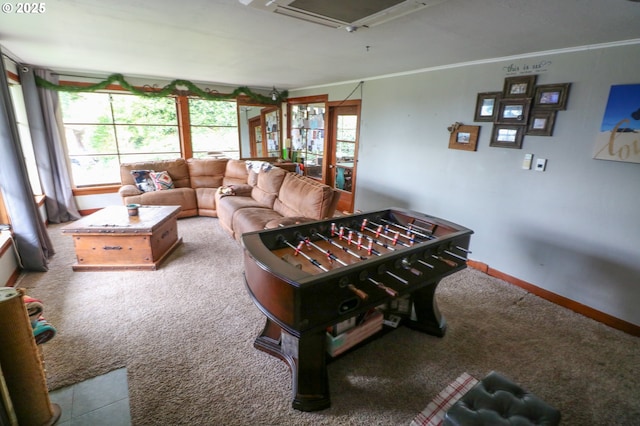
[150,171,175,190]
[131,170,156,192]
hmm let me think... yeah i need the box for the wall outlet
[522,153,533,170]
[535,158,547,172]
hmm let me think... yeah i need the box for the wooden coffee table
[61,205,182,271]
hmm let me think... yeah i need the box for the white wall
[0,235,18,286]
[74,193,121,212]
[292,42,640,326]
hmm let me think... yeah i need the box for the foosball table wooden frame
[242,208,473,411]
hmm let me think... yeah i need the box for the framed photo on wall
[448,125,480,151]
[474,92,501,122]
[490,124,524,149]
[495,98,531,124]
[502,75,537,98]
[526,110,557,136]
[533,83,571,110]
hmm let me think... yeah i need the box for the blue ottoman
[443,371,560,426]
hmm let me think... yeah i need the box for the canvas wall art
[593,84,640,164]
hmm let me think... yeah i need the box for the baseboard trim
[5,268,20,287]
[466,260,640,337]
[1,235,20,287]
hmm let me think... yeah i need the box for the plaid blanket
[410,372,478,426]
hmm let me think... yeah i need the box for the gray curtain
[21,67,80,223]
[0,51,53,271]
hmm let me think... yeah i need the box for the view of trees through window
[189,98,238,158]
[59,92,238,186]
[336,115,357,161]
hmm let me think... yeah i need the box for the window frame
[56,80,239,192]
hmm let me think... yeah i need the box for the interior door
[327,101,360,213]
[287,96,328,180]
[248,116,262,157]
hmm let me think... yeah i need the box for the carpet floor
[18,216,640,425]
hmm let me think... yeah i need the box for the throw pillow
[150,171,175,191]
[131,170,156,192]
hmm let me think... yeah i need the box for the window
[189,99,239,158]
[336,114,357,160]
[60,92,180,186]
[59,92,238,187]
[8,83,42,195]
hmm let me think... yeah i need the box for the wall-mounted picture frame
[495,98,531,124]
[533,83,571,110]
[502,75,537,98]
[593,83,640,164]
[474,91,501,122]
[526,110,557,136]
[448,125,480,151]
[490,124,524,149]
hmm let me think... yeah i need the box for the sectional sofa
[118,158,340,240]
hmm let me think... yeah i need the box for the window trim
[57,81,240,190]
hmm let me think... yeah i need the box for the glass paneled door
[289,100,326,180]
[328,101,360,213]
[288,96,360,213]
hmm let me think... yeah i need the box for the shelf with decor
[262,107,281,157]
[289,101,326,179]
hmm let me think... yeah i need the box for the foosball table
[242,208,473,411]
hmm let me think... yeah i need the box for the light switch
[535,158,547,172]
[522,153,533,170]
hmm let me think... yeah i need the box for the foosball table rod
[282,239,329,272]
[367,277,398,297]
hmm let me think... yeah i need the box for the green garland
[35,73,287,104]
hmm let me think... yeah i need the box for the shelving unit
[0,288,60,425]
[289,102,326,179]
[262,107,280,157]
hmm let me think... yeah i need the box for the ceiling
[1,0,639,91]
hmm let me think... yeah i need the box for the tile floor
[49,368,131,426]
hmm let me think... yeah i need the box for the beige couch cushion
[121,188,197,218]
[216,196,267,234]
[273,173,337,220]
[250,167,287,208]
[186,158,231,217]
[193,188,218,217]
[231,207,284,240]
[187,158,228,188]
[223,159,249,186]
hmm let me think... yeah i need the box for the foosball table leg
[404,280,447,337]
[253,319,331,411]
[288,331,330,411]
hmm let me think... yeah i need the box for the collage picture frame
[471,76,571,149]
[502,75,537,99]
[495,98,531,125]
[526,110,557,136]
[490,124,524,149]
[533,83,571,110]
[474,92,502,122]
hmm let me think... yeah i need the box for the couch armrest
[230,184,253,197]
[118,184,142,197]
